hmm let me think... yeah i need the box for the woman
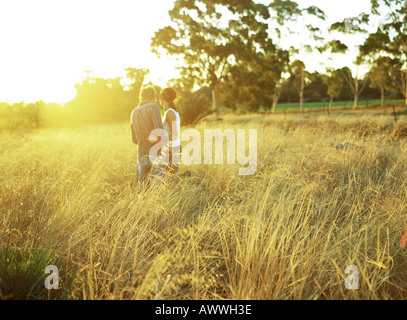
[160,87,181,174]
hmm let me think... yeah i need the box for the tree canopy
[360,0,407,105]
[151,0,309,113]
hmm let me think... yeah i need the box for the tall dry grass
[1,112,407,300]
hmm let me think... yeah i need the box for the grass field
[277,99,405,110]
[1,107,407,300]
[242,99,406,113]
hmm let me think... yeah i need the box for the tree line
[1,64,399,130]
[151,0,407,115]
[1,0,406,129]
[0,68,149,129]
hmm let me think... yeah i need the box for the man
[131,86,166,186]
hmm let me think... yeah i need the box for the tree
[220,48,288,112]
[304,72,328,101]
[66,73,131,125]
[369,56,399,107]
[124,67,149,105]
[327,12,371,109]
[340,67,369,109]
[288,60,307,112]
[323,68,346,111]
[360,0,407,106]
[268,1,326,38]
[269,1,327,113]
[151,0,291,114]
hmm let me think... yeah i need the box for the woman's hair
[140,86,157,102]
[161,87,177,111]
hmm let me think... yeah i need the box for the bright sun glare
[0,0,371,104]
[0,0,179,104]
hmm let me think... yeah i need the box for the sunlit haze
[0,0,372,104]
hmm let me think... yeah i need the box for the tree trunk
[272,100,277,114]
[212,84,219,116]
[326,97,333,117]
[300,69,305,112]
[353,77,359,109]
[273,83,281,114]
[381,87,385,107]
[405,70,407,106]
[354,94,359,109]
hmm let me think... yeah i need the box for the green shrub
[0,248,73,300]
[177,88,213,126]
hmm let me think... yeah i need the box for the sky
[0,0,373,104]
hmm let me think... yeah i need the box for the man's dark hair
[161,87,177,111]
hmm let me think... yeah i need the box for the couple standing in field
[130,86,182,187]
